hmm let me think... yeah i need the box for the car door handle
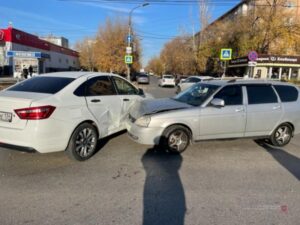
[123,99,130,102]
[273,105,281,110]
[91,99,101,103]
[235,108,244,112]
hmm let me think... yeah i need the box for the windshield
[173,83,220,106]
[7,77,75,94]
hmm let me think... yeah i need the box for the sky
[0,0,241,66]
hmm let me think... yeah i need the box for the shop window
[255,69,261,78]
[291,69,298,80]
[270,68,280,79]
[281,68,289,80]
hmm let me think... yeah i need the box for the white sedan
[0,72,149,161]
[177,76,212,93]
[159,75,176,87]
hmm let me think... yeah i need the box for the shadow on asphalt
[256,141,300,181]
[141,145,186,225]
[94,130,127,155]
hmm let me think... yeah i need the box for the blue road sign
[220,49,232,60]
[125,55,133,64]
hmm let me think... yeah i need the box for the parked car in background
[127,79,300,153]
[0,72,149,161]
[175,75,188,86]
[137,73,150,84]
[176,76,212,93]
[159,75,176,87]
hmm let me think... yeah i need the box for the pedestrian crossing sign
[125,55,133,64]
[220,49,232,60]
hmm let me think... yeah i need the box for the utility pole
[127,3,150,81]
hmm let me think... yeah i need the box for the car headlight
[135,115,151,127]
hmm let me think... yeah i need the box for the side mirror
[211,98,225,107]
[138,88,145,96]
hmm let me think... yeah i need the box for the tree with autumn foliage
[146,56,163,76]
[76,17,141,74]
[75,37,97,71]
[189,0,300,74]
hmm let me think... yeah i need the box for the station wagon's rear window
[8,77,75,94]
[247,85,278,104]
[274,85,298,102]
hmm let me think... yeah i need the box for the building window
[282,68,289,80]
[59,58,62,63]
[255,69,261,78]
[66,59,69,64]
[291,68,298,80]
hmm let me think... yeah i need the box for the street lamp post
[127,2,149,81]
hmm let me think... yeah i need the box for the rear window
[138,74,148,77]
[164,75,174,79]
[246,85,278,104]
[274,85,298,102]
[8,77,75,94]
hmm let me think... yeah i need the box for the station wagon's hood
[130,98,192,118]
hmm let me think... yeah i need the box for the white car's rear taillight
[14,105,56,120]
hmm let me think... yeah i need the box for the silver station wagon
[126,80,300,153]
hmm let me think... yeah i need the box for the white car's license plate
[0,111,12,122]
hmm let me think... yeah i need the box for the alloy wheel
[168,130,189,152]
[75,128,97,158]
[275,125,291,145]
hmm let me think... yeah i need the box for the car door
[111,76,142,128]
[84,75,123,136]
[199,85,246,139]
[245,84,283,137]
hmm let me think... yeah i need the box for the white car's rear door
[85,76,123,136]
[111,76,142,128]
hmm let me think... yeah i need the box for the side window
[189,78,201,83]
[214,85,243,106]
[184,78,191,82]
[86,76,116,96]
[274,85,298,102]
[247,85,278,105]
[74,81,86,97]
[112,76,138,95]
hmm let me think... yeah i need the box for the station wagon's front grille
[128,114,136,123]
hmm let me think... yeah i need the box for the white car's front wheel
[66,123,98,161]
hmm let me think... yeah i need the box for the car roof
[39,71,119,79]
[188,76,212,79]
[202,79,298,87]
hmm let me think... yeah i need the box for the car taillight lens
[14,105,56,120]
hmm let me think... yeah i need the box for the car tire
[269,123,293,147]
[161,125,191,153]
[66,123,98,161]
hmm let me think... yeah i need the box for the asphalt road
[1,76,300,225]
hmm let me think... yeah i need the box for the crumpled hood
[129,98,192,119]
